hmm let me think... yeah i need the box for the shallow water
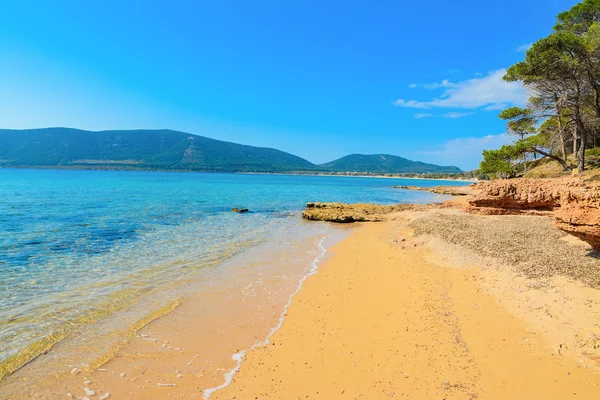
[0,168,468,381]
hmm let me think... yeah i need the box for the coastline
[3,178,598,399]
[0,220,350,400]
[0,166,476,182]
[6,205,599,399]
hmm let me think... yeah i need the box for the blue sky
[0,0,579,170]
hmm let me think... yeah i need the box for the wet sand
[214,213,600,399]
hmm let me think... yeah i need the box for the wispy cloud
[409,133,512,170]
[517,43,533,52]
[443,112,473,119]
[393,69,525,111]
[414,113,434,119]
[408,83,418,88]
[414,112,473,119]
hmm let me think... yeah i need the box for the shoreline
[0,166,477,182]
[3,181,599,398]
[0,221,350,400]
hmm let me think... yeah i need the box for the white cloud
[408,83,418,88]
[517,43,533,52]
[393,69,526,111]
[423,79,456,90]
[409,133,512,170]
[443,112,473,119]
[414,113,434,119]
[414,112,473,119]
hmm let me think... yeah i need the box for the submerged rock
[393,185,472,196]
[302,202,431,223]
[232,207,249,213]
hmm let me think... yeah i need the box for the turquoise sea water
[0,168,469,377]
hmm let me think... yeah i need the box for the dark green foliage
[319,154,462,174]
[480,145,523,178]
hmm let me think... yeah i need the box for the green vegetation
[0,128,462,175]
[481,0,600,177]
[319,154,462,174]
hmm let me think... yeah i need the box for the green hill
[0,128,462,174]
[319,154,462,174]
[0,128,317,172]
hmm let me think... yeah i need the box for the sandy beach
[214,210,600,399]
[3,206,600,399]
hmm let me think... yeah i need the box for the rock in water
[302,202,431,223]
[232,207,249,213]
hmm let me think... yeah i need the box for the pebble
[71,368,81,375]
[84,388,95,396]
[99,394,111,400]
[120,373,126,377]
[83,397,91,400]
[176,374,183,378]
[158,383,177,387]
[84,380,92,384]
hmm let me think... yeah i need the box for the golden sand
[213,217,600,399]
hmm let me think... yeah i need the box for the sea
[0,168,469,391]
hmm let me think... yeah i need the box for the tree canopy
[481,0,600,176]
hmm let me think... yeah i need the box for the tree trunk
[531,148,571,171]
[556,114,568,160]
[578,128,587,173]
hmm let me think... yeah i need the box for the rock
[469,179,562,210]
[232,207,249,213]
[302,202,432,223]
[99,394,111,400]
[467,178,600,250]
[157,383,177,387]
[392,185,472,196]
[84,388,95,396]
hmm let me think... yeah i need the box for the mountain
[319,154,462,174]
[0,128,317,172]
[0,128,462,174]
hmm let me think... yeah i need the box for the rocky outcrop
[467,178,600,250]
[469,180,562,210]
[393,185,473,196]
[554,182,600,249]
[302,202,431,223]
